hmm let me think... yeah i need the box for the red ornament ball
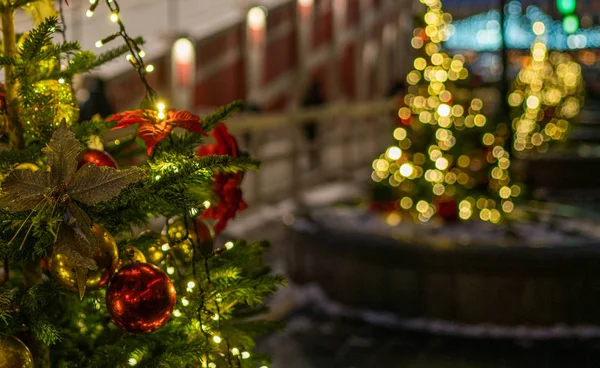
[78,149,118,169]
[436,199,459,223]
[106,263,176,334]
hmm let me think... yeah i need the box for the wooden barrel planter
[517,155,600,193]
[284,208,600,328]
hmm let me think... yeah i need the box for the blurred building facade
[47,0,412,113]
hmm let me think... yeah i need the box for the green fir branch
[0,288,17,325]
[202,100,244,133]
[19,16,59,61]
[29,315,62,345]
[0,55,18,66]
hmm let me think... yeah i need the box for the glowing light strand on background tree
[372,0,517,224]
[508,26,585,154]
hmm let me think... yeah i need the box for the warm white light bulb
[110,12,119,22]
[435,157,449,170]
[173,38,194,64]
[437,104,451,117]
[532,21,545,36]
[247,7,267,30]
[399,163,414,177]
[386,147,402,160]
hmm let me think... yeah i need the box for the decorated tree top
[509,29,585,154]
[372,0,519,224]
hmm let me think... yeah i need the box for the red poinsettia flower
[108,109,206,155]
[197,124,247,234]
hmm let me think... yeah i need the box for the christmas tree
[509,26,585,154]
[0,1,283,367]
[372,0,518,224]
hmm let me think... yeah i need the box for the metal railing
[228,99,398,205]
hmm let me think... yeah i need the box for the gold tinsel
[19,79,79,135]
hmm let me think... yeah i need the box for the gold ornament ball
[49,224,119,293]
[117,246,147,270]
[0,336,34,368]
[145,234,170,266]
[166,217,214,260]
[19,79,79,133]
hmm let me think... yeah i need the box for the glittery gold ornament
[19,79,79,135]
[49,224,119,293]
[0,336,34,368]
[140,232,168,266]
[117,246,147,270]
[165,217,214,261]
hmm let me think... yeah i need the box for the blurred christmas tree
[509,25,585,154]
[372,0,518,224]
[0,1,283,367]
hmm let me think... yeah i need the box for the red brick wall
[347,0,361,27]
[312,1,333,49]
[194,26,246,107]
[195,59,245,108]
[263,27,297,86]
[196,26,243,66]
[339,43,356,100]
[106,0,402,112]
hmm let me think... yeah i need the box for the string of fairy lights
[83,2,263,367]
[372,0,518,224]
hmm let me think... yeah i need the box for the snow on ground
[271,282,600,340]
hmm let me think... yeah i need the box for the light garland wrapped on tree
[372,0,518,224]
[509,24,585,154]
[0,1,282,367]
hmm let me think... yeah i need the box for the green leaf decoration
[41,120,81,185]
[0,169,49,212]
[68,164,145,206]
[0,123,144,297]
[53,223,97,300]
